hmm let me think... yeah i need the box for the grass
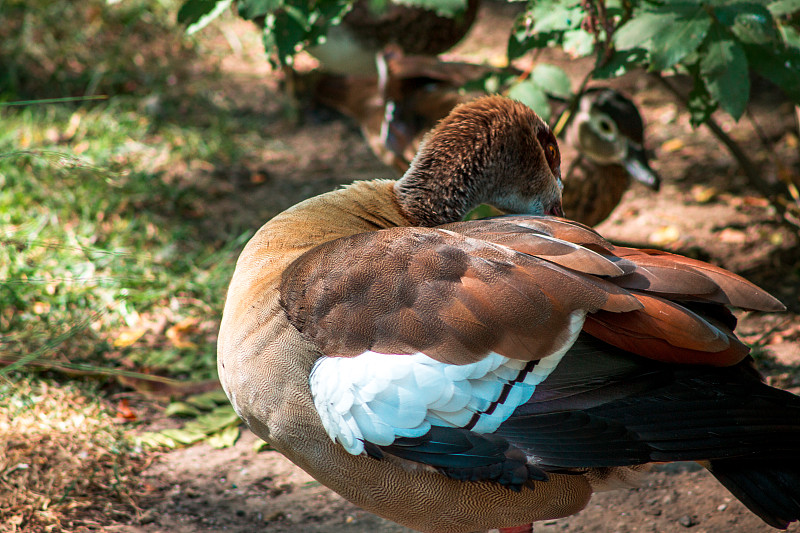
[0,379,150,532]
[0,2,270,527]
[0,95,246,382]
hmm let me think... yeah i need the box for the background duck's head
[395,95,564,227]
[566,88,661,191]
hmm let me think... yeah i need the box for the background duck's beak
[623,143,661,191]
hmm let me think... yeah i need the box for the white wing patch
[309,310,586,455]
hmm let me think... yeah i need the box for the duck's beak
[623,143,661,191]
[546,199,564,217]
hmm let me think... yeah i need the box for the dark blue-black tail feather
[708,459,800,530]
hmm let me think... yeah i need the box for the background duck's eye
[548,144,557,157]
[599,118,614,134]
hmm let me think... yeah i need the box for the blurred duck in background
[560,88,661,226]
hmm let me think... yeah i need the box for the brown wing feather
[280,226,638,364]
[280,217,781,368]
[582,292,750,366]
[441,220,627,277]
[612,247,785,312]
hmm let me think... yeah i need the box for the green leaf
[562,29,595,57]
[716,3,779,44]
[744,43,800,102]
[463,204,504,221]
[253,439,273,453]
[178,0,236,35]
[509,80,551,121]
[531,64,572,98]
[507,13,560,59]
[186,0,234,35]
[462,72,518,94]
[207,424,241,449]
[185,389,229,410]
[392,0,468,17]
[687,76,718,126]
[649,6,712,70]
[614,12,677,50]
[178,0,223,26]
[768,0,800,17]
[531,1,584,33]
[264,8,309,65]
[136,432,180,449]
[594,48,648,78]
[238,0,282,20]
[191,404,241,433]
[781,24,800,48]
[701,25,750,119]
[160,427,208,445]
[254,439,273,452]
[164,401,203,417]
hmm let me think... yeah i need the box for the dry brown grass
[0,379,151,532]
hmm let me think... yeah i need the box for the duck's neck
[268,179,411,248]
[394,151,487,227]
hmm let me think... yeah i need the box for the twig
[655,73,800,230]
[653,75,785,196]
[553,68,594,138]
[745,108,775,155]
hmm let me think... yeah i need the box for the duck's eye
[537,129,560,173]
[598,118,614,134]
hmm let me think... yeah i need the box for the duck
[307,0,480,75]
[560,87,661,226]
[310,53,493,172]
[217,95,799,533]
[312,61,660,226]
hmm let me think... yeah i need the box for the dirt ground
[112,2,800,532]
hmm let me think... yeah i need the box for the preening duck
[218,96,798,533]
[312,61,659,226]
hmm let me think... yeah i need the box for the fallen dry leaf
[64,109,85,140]
[690,185,717,204]
[741,196,769,207]
[115,399,138,422]
[648,225,681,246]
[661,138,685,153]
[113,328,146,348]
[718,228,747,244]
[165,317,200,349]
[250,172,269,184]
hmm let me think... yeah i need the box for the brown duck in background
[560,87,661,226]
[218,96,799,533]
[307,0,480,74]
[312,60,660,225]
[311,53,488,171]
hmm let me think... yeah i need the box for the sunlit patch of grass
[0,94,247,382]
[0,379,149,531]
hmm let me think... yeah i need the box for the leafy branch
[176,0,800,223]
[511,0,800,225]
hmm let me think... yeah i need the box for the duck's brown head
[394,95,564,227]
